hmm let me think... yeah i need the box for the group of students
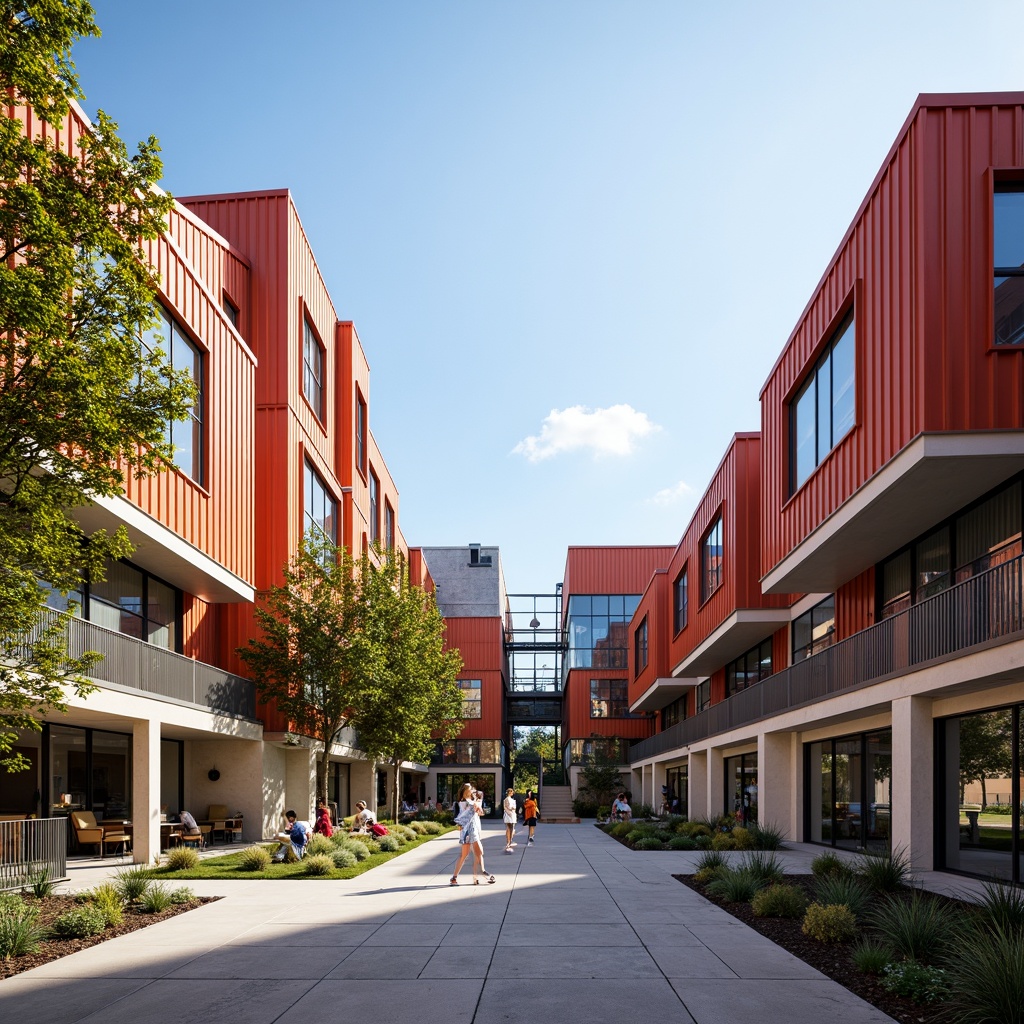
[610,792,632,823]
[449,785,538,886]
[271,797,383,861]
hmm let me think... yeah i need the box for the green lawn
[145,828,456,881]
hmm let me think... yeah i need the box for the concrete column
[708,747,725,819]
[349,760,375,817]
[132,717,160,864]
[759,730,797,841]
[688,749,708,819]
[891,695,934,870]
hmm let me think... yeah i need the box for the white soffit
[630,677,699,713]
[672,609,792,677]
[762,432,1024,596]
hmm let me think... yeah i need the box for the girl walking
[503,788,518,852]
[450,783,494,885]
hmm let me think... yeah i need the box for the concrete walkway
[3,824,896,1024]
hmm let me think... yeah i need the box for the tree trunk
[317,744,330,810]
[981,775,988,809]
[392,756,401,825]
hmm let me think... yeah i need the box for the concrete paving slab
[475,977,695,1024]
[485,944,663,979]
[361,922,452,945]
[324,944,435,979]
[0,975,150,1023]
[290,978,482,1022]
[162,942,353,979]
[226,921,382,945]
[645,944,738,978]
[438,921,503,946]
[497,921,640,946]
[671,978,896,1023]
[420,943,492,978]
[17,942,204,979]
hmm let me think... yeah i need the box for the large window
[304,459,337,545]
[725,752,758,826]
[791,313,856,491]
[663,696,686,729]
[85,559,180,651]
[590,679,629,718]
[879,479,1022,619]
[634,617,648,674]
[807,729,891,852]
[355,390,367,476]
[673,568,688,634]
[369,469,380,544]
[792,595,835,663]
[143,305,204,484]
[384,501,395,550]
[459,679,481,719]
[725,638,773,697]
[701,516,723,602]
[565,595,640,671]
[303,317,324,419]
[695,679,711,713]
[567,736,630,764]
[436,740,502,765]
[994,187,1024,346]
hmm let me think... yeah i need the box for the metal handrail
[0,818,66,891]
[630,553,1024,761]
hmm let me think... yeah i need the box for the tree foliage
[958,712,1014,805]
[0,2,197,769]
[345,548,463,824]
[578,736,626,806]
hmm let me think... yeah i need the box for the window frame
[993,183,1024,347]
[634,616,648,675]
[384,500,395,551]
[458,679,481,719]
[673,566,688,635]
[303,457,338,547]
[84,558,183,653]
[302,315,326,422]
[792,595,836,664]
[355,388,368,480]
[701,515,723,604]
[725,637,773,697]
[789,309,856,493]
[369,467,380,545]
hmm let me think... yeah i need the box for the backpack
[370,823,389,837]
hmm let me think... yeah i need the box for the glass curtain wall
[807,729,891,851]
[724,753,758,825]
[938,707,1018,881]
[436,773,497,817]
[48,724,132,821]
[665,765,687,818]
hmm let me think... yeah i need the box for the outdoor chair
[69,811,104,855]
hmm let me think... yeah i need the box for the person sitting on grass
[349,800,376,833]
[272,809,311,862]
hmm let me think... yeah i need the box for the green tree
[0,2,197,770]
[352,548,463,824]
[958,712,1014,806]
[237,536,363,807]
[578,736,626,807]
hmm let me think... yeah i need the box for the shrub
[30,869,55,899]
[678,821,712,838]
[693,833,712,850]
[868,891,957,964]
[0,903,46,960]
[572,798,599,817]
[851,937,892,975]
[139,883,175,913]
[0,893,33,918]
[801,902,857,943]
[377,835,400,853]
[694,850,727,873]
[89,883,124,926]
[751,883,807,918]
[340,840,369,861]
[392,825,417,841]
[51,905,107,939]
[666,835,697,851]
[408,821,427,834]
[303,853,335,876]
[813,874,872,920]
[164,846,200,871]
[238,845,272,872]
[633,837,665,851]
[306,835,334,857]
[711,833,737,851]
[113,865,151,904]
[881,961,950,1003]
[706,868,762,903]
[169,886,196,905]
[856,846,910,893]
[739,851,785,887]
[811,851,852,879]
[332,847,358,869]
[943,925,1024,1024]
[749,820,786,850]
[633,802,654,819]
[349,833,378,846]
[420,821,443,835]
[693,865,729,884]
[730,826,754,850]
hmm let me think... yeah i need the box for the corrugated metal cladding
[836,566,875,640]
[562,547,675,599]
[564,673,653,741]
[627,571,670,705]
[761,95,1024,581]
[665,435,792,674]
[444,618,506,736]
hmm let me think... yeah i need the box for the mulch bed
[0,892,217,981]
[674,873,952,1024]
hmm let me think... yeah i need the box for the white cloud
[648,480,694,506]
[511,404,661,463]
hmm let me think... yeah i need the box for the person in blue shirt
[272,809,311,862]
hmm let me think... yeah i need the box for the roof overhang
[672,608,792,677]
[630,677,699,713]
[762,432,1024,595]
[72,494,254,604]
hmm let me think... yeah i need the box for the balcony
[30,608,257,719]
[631,552,1024,762]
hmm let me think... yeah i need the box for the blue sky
[74,1,1024,594]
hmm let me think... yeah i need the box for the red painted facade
[443,618,507,740]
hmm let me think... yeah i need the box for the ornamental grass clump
[113,865,151,904]
[706,868,762,904]
[139,883,174,914]
[420,821,443,835]
[971,880,1024,937]
[868,891,958,964]
[856,846,911,893]
[339,839,369,861]
[749,820,787,850]
[305,835,334,857]
[633,836,665,851]
[666,835,698,851]
[88,882,124,926]
[943,924,1024,1024]
[303,853,335,876]
[164,846,200,871]
[811,851,853,879]
[51,905,106,939]
[238,845,272,872]
[813,874,872,920]
[801,902,857,943]
[850,937,893,975]
[168,886,195,905]
[376,835,400,853]
[609,822,635,839]
[751,883,807,919]
[0,899,45,960]
[739,850,785,887]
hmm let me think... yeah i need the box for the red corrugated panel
[665,435,793,674]
[564,671,654,741]
[836,566,876,638]
[760,95,1024,582]
[562,547,674,601]
[627,570,670,706]
[443,618,506,737]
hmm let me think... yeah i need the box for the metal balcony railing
[26,608,257,719]
[630,553,1024,762]
[0,818,67,891]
